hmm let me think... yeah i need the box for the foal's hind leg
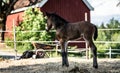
[84,35,98,69]
[60,40,69,67]
[87,40,98,68]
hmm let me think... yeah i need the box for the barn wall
[5,12,23,39]
[41,0,90,22]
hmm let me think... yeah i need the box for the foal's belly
[68,34,81,40]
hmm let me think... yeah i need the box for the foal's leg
[60,40,69,67]
[87,40,98,68]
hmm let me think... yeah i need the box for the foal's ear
[45,12,51,17]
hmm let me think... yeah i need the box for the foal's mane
[51,13,69,24]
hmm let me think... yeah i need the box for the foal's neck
[54,16,69,29]
[54,22,67,30]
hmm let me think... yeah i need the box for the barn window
[85,12,88,21]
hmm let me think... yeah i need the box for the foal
[45,12,98,68]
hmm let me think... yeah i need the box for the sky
[87,0,120,26]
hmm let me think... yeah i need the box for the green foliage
[5,38,14,48]
[97,18,120,58]
[16,8,47,41]
[6,8,55,53]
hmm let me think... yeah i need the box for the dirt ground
[0,57,120,73]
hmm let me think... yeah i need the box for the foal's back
[64,21,96,40]
[68,21,95,33]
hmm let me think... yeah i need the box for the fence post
[55,40,59,56]
[55,43,58,56]
[109,47,111,59]
[13,19,17,60]
[86,42,89,59]
[89,47,91,59]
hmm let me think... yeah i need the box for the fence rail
[0,28,120,59]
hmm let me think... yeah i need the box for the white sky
[88,0,120,25]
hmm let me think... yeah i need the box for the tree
[0,0,17,42]
[97,18,120,58]
[0,0,41,42]
[16,8,54,41]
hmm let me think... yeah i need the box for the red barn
[6,0,94,48]
[41,0,94,22]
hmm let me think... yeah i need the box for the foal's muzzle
[46,29,49,32]
[45,26,49,32]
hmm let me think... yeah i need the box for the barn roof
[82,0,94,10]
[11,0,94,13]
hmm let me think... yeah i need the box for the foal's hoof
[93,64,98,69]
[62,64,69,67]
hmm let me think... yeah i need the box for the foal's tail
[94,25,98,40]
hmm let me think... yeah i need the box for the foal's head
[45,12,68,32]
[45,12,53,32]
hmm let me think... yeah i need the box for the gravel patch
[0,57,120,73]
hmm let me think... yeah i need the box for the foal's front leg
[60,40,69,67]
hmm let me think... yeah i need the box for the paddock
[0,27,120,73]
[0,57,120,73]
